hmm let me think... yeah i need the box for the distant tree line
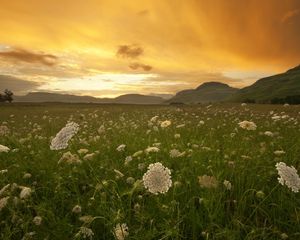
[0,89,13,103]
[270,95,300,105]
[243,98,256,104]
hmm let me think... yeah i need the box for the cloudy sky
[0,0,299,97]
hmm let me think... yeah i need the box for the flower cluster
[160,120,171,128]
[0,144,10,153]
[114,223,129,240]
[276,162,300,193]
[238,121,257,130]
[0,125,9,136]
[50,122,79,150]
[142,162,172,194]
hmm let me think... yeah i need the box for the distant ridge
[11,64,300,105]
[14,92,164,105]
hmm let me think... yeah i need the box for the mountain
[167,82,239,104]
[14,92,164,105]
[230,65,300,103]
[14,92,110,103]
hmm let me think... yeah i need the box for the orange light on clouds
[0,0,299,96]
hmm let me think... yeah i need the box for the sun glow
[39,73,159,94]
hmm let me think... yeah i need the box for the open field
[0,103,300,240]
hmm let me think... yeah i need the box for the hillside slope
[168,82,238,104]
[230,65,300,103]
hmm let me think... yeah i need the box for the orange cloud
[0,48,57,66]
[129,62,152,71]
[116,45,143,59]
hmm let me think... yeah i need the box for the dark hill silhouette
[167,82,238,104]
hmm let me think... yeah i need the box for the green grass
[0,103,300,240]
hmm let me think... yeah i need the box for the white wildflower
[0,196,9,210]
[0,144,10,153]
[58,152,81,164]
[78,149,89,154]
[114,169,124,178]
[79,215,94,224]
[174,133,181,139]
[98,125,105,134]
[83,153,95,161]
[276,162,300,193]
[114,223,129,240]
[0,184,10,197]
[75,227,94,239]
[32,216,42,225]
[274,150,285,156]
[223,180,232,190]
[0,125,9,136]
[116,144,126,152]
[264,131,274,137]
[72,205,82,214]
[142,162,172,194]
[20,187,32,199]
[132,150,143,157]
[145,146,160,154]
[169,149,185,158]
[0,169,8,174]
[198,120,205,125]
[238,121,257,130]
[150,116,159,122]
[23,173,32,179]
[124,156,133,165]
[50,122,79,150]
[160,120,171,128]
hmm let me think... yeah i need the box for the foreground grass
[0,103,300,240]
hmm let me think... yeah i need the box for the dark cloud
[129,62,153,71]
[116,45,143,59]
[137,9,149,16]
[0,75,41,95]
[0,48,58,66]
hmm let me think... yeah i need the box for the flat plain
[0,103,300,240]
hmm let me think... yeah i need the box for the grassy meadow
[0,103,300,240]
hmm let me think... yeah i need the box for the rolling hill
[167,82,239,104]
[230,65,300,103]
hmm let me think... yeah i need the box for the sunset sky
[0,0,300,97]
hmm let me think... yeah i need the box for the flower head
[72,205,82,214]
[20,187,32,199]
[50,122,79,150]
[238,121,257,130]
[145,146,160,154]
[114,223,129,240]
[116,144,126,152]
[142,162,172,194]
[75,227,94,239]
[33,216,42,226]
[0,144,10,153]
[276,162,300,193]
[0,125,9,136]
[160,120,171,128]
[58,152,81,164]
